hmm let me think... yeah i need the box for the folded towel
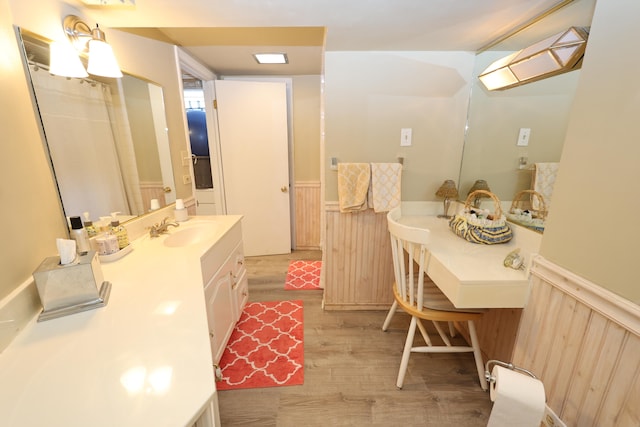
[338,163,371,213]
[532,162,559,211]
[370,163,402,213]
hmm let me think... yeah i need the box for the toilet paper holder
[485,359,538,385]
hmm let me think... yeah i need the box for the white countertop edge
[0,214,242,426]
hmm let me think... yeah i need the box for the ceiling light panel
[253,53,288,64]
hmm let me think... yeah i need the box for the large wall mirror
[17,28,176,228]
[458,0,596,231]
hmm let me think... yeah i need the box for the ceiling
[75,0,595,76]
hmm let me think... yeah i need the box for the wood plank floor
[218,250,492,426]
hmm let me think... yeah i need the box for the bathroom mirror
[17,28,176,226]
[458,0,596,232]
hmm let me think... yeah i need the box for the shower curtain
[29,69,143,220]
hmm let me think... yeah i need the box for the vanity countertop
[0,215,242,427]
[397,212,542,308]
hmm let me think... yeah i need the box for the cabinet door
[204,271,234,364]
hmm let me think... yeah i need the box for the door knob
[281,186,288,193]
[163,187,172,193]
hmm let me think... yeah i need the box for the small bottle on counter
[110,212,129,250]
[83,211,98,238]
[96,232,119,255]
[69,216,91,255]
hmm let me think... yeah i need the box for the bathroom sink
[163,223,217,248]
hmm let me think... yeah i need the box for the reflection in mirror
[458,0,596,233]
[18,28,175,229]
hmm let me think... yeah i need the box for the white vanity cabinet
[200,221,248,364]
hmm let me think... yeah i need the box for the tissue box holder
[33,251,111,322]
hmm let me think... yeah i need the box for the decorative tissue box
[33,251,111,322]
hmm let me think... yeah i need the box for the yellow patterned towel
[338,163,371,213]
[532,162,559,211]
[371,163,402,213]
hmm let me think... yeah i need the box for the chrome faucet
[149,217,179,238]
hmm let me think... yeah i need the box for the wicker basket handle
[510,190,547,219]
[465,189,503,218]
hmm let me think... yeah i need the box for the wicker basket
[448,190,513,244]
[510,190,547,219]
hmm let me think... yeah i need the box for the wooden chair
[382,207,487,390]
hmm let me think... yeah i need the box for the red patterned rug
[284,260,322,290]
[216,300,304,390]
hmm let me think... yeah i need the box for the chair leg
[416,319,432,346]
[467,320,488,391]
[432,321,452,346]
[396,315,418,389]
[382,300,398,331]
[448,321,456,337]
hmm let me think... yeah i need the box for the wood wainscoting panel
[294,181,321,250]
[322,203,394,310]
[140,181,166,212]
[512,256,640,427]
[322,202,522,362]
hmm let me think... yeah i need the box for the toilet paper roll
[487,366,546,427]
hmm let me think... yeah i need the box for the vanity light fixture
[50,15,123,79]
[479,26,589,91]
[49,40,89,78]
[435,179,459,219]
[253,53,288,64]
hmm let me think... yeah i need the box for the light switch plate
[400,128,412,146]
[517,128,531,146]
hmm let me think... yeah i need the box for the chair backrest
[387,207,431,309]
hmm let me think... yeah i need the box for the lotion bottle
[69,216,90,255]
[110,212,129,250]
[83,211,98,238]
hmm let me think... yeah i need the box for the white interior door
[215,80,291,256]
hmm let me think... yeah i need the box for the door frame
[176,47,226,214]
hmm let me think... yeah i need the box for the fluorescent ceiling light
[253,53,288,64]
[479,26,589,91]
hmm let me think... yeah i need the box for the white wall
[323,51,475,201]
[540,0,640,304]
[0,0,67,301]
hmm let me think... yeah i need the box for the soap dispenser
[83,212,98,238]
[110,212,129,250]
